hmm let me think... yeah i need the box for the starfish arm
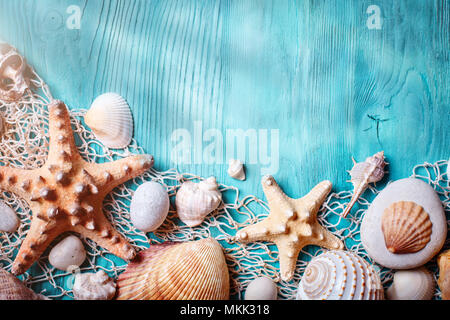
[235,219,274,243]
[295,180,332,213]
[275,239,302,282]
[261,175,296,218]
[0,166,38,199]
[310,223,344,251]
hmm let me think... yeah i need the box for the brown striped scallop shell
[381,201,432,254]
[115,238,230,300]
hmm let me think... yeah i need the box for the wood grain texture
[0,0,448,206]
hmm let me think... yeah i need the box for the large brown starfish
[0,100,154,275]
[235,175,344,281]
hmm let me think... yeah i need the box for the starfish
[0,100,154,275]
[235,175,344,281]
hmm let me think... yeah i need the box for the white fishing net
[0,60,448,300]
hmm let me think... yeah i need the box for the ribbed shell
[84,93,133,149]
[386,267,435,300]
[73,271,116,300]
[381,201,432,254]
[438,249,450,300]
[296,250,383,300]
[116,238,230,300]
[0,268,47,300]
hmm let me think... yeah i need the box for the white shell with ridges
[73,270,116,300]
[296,250,384,300]
[175,177,222,227]
[48,235,86,271]
[84,93,133,149]
[130,181,170,232]
[244,277,277,300]
[386,267,434,300]
[228,159,245,181]
[0,202,19,233]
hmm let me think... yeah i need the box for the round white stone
[361,178,447,269]
[130,181,170,232]
[244,276,278,300]
[0,202,19,233]
[49,235,86,271]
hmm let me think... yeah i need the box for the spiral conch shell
[0,43,29,102]
[175,177,222,227]
[381,201,432,254]
[386,267,435,300]
[73,270,116,300]
[116,238,230,300]
[342,151,386,217]
[296,250,384,300]
[0,268,48,300]
[438,249,450,300]
[228,159,245,181]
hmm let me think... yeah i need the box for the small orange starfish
[235,175,344,281]
[0,100,154,275]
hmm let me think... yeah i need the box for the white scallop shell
[175,177,222,227]
[73,270,116,300]
[296,250,384,300]
[386,267,434,300]
[228,159,245,181]
[48,235,86,271]
[84,93,133,149]
[244,276,277,300]
[0,201,19,233]
[130,181,170,232]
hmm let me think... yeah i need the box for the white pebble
[244,276,278,300]
[49,235,86,271]
[0,202,19,233]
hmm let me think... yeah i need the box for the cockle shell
[0,43,29,102]
[0,201,19,233]
[361,178,447,269]
[0,268,48,300]
[438,249,450,300]
[130,181,170,232]
[84,93,133,149]
[73,270,116,300]
[381,201,432,254]
[386,267,435,300]
[116,238,230,300]
[342,151,386,217]
[228,159,245,181]
[48,235,86,271]
[296,250,384,300]
[175,177,222,227]
[244,276,277,300]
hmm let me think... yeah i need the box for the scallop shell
[381,201,432,254]
[0,201,19,233]
[73,270,116,300]
[0,43,29,102]
[0,268,48,300]
[438,249,450,300]
[296,250,384,300]
[116,238,230,300]
[175,177,222,227]
[386,267,434,300]
[342,151,386,217]
[84,93,133,149]
[228,159,246,181]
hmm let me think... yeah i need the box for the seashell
[130,181,170,232]
[386,267,434,300]
[438,249,450,300]
[73,270,116,300]
[228,159,246,181]
[296,250,384,300]
[361,178,447,269]
[0,267,48,300]
[244,276,277,300]
[0,43,29,102]
[116,238,230,300]
[84,93,133,149]
[381,201,432,254]
[48,235,86,271]
[0,201,19,233]
[0,113,4,137]
[175,177,222,227]
[342,151,386,217]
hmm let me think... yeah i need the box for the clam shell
[296,250,384,300]
[0,201,19,233]
[84,93,133,149]
[381,201,432,254]
[386,267,435,300]
[116,238,230,300]
[73,270,116,300]
[228,159,245,181]
[438,249,450,300]
[175,177,222,227]
[0,268,48,300]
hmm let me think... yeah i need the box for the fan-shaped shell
[84,93,133,149]
[0,268,48,300]
[386,267,434,300]
[73,270,116,300]
[381,201,432,254]
[116,238,230,300]
[296,250,383,300]
[438,249,450,300]
[175,177,222,227]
